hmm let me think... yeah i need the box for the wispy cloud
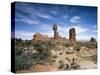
[36,13,52,19]
[62,15,68,19]
[15,18,40,25]
[50,11,57,15]
[70,16,80,23]
[15,31,34,40]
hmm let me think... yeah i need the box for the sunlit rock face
[69,28,76,43]
[33,32,48,41]
[53,24,61,40]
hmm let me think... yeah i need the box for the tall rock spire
[69,27,76,43]
[53,24,57,39]
[53,24,61,39]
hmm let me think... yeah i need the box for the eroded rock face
[54,32,61,39]
[33,32,48,41]
[53,24,61,40]
[69,28,76,43]
[90,37,96,43]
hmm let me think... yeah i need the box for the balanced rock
[53,24,61,40]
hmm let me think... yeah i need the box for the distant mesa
[33,32,48,41]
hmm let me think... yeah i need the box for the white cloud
[70,16,80,23]
[36,13,52,19]
[15,18,40,25]
[50,11,57,15]
[26,8,53,20]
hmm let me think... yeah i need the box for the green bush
[59,63,65,69]
[59,52,63,55]
[58,62,65,70]
[86,43,97,48]
[59,60,63,64]
[73,45,81,52]
[65,51,74,54]
[52,55,58,58]
[15,55,33,70]
[71,63,80,70]
[65,43,73,47]
[76,42,97,49]
[46,40,57,49]
[87,54,97,64]
[32,40,52,64]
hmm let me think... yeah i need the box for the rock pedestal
[69,28,76,43]
[53,24,61,40]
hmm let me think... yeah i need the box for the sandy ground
[79,60,97,69]
[17,46,97,73]
[32,64,58,72]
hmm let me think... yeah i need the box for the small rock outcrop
[90,37,96,43]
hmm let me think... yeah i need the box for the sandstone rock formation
[69,28,76,43]
[33,32,48,41]
[53,24,61,40]
[90,37,96,43]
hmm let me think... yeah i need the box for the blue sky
[15,2,97,40]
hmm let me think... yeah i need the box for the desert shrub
[65,51,74,54]
[15,38,25,47]
[73,45,81,52]
[65,42,73,47]
[86,43,97,48]
[15,47,24,55]
[15,38,33,55]
[46,40,57,49]
[58,61,65,70]
[59,60,63,64]
[91,55,97,62]
[32,40,52,64]
[15,55,33,70]
[87,54,97,64]
[71,63,80,70]
[70,58,80,70]
[52,55,58,58]
[76,42,97,49]
[32,50,51,63]
[51,60,56,62]
[33,41,46,51]
[59,52,63,55]
[24,40,32,47]
[15,38,25,55]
